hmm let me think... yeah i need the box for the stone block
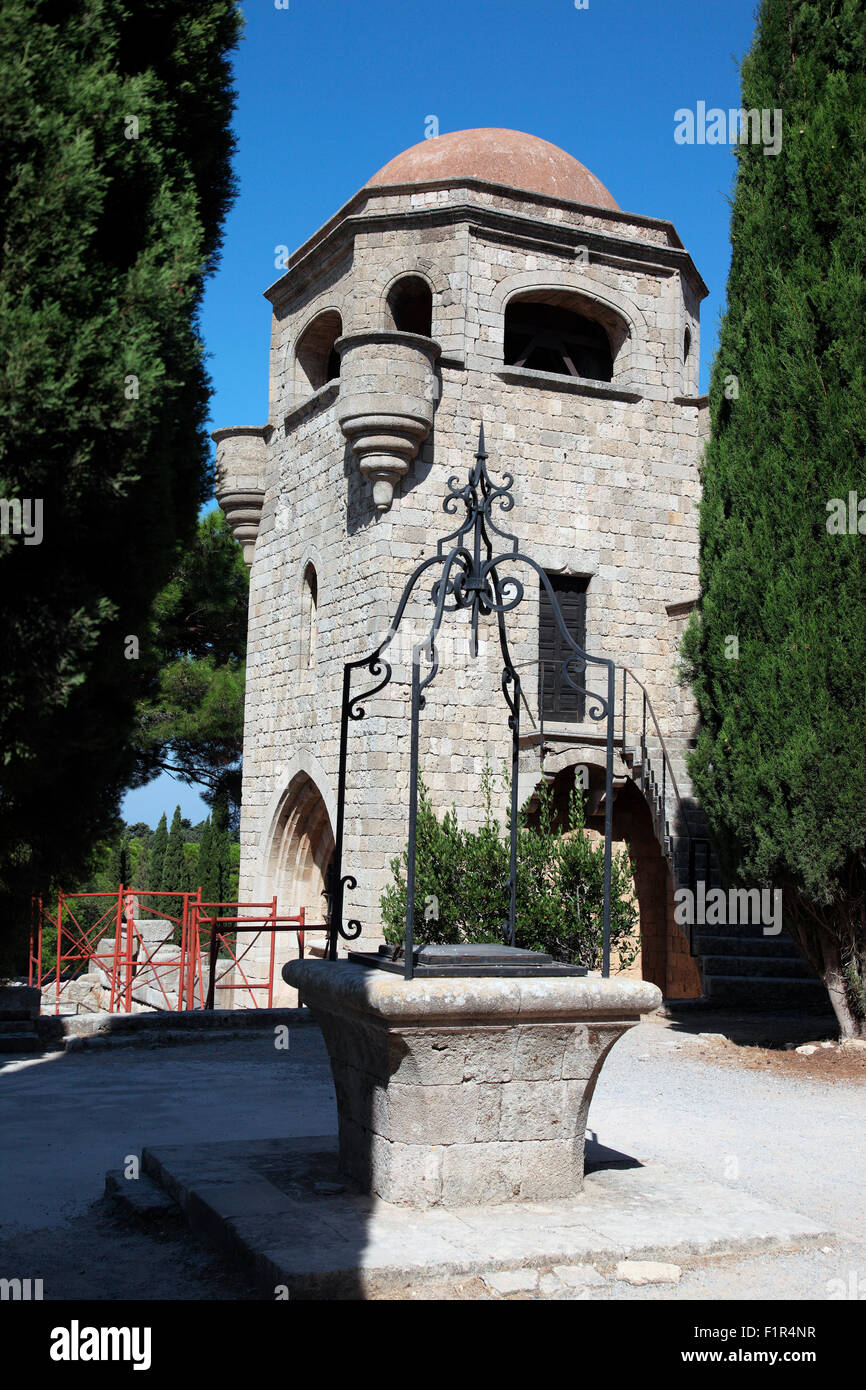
[482,1268,539,1294]
[497,1081,571,1142]
[383,1081,479,1146]
[134,920,174,949]
[440,1142,523,1206]
[553,1263,607,1288]
[338,1061,398,1138]
[386,1028,467,1085]
[462,1027,517,1082]
[513,1024,571,1080]
[518,1140,584,1200]
[562,1024,621,1079]
[474,1084,502,1142]
[0,984,42,1021]
[615,1260,681,1285]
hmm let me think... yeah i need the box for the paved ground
[0,1014,863,1300]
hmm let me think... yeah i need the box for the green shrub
[381,769,637,971]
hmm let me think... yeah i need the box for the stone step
[105,1169,180,1219]
[703,975,828,1008]
[700,953,817,981]
[0,1030,44,1053]
[691,917,789,939]
[693,933,803,959]
[0,1017,48,1039]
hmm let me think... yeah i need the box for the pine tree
[681,0,866,1035]
[0,0,241,956]
[130,510,248,817]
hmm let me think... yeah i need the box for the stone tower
[215,128,713,1003]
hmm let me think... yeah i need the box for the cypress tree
[681,0,866,1035]
[197,816,216,902]
[0,0,241,952]
[132,833,151,892]
[228,840,241,905]
[160,806,187,902]
[211,800,232,904]
[149,813,168,902]
[109,835,131,889]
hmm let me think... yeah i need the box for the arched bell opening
[503,291,627,382]
[295,310,342,395]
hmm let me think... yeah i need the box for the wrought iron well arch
[327,425,616,980]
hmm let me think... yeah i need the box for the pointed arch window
[301,564,318,668]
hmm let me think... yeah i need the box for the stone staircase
[692,922,827,1009]
[621,700,827,1011]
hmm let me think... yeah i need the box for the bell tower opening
[504,296,615,381]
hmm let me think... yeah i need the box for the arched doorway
[268,772,335,923]
[261,773,335,1005]
[528,765,701,997]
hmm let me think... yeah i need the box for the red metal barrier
[30,886,323,1014]
[41,887,196,1016]
[194,900,306,1009]
[28,896,44,989]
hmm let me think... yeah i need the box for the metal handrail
[621,667,711,952]
[620,667,691,834]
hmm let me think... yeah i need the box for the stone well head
[285,957,660,1207]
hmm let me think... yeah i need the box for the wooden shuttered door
[539,575,589,722]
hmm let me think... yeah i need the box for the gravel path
[580,1021,866,1301]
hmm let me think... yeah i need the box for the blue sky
[123,0,760,828]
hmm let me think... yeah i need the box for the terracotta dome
[367,128,618,210]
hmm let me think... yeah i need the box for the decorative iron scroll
[327,426,616,979]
